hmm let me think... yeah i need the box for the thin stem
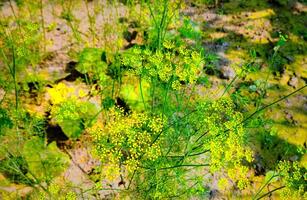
[147,3,158,31]
[151,76,156,114]
[221,74,238,97]
[157,0,168,49]
[253,173,278,200]
[12,44,18,111]
[162,77,172,121]
[0,90,7,105]
[142,164,209,170]
[256,186,285,200]
[241,84,307,126]
[139,75,147,111]
[84,0,96,46]
[8,0,23,38]
[40,0,46,53]
[127,109,198,189]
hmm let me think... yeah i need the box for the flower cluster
[277,161,306,199]
[121,42,203,90]
[48,84,93,123]
[197,98,253,189]
[47,83,96,138]
[38,181,77,200]
[89,108,164,181]
[48,83,76,105]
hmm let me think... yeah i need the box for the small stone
[288,76,298,88]
[290,155,299,162]
[285,56,294,63]
[220,66,236,80]
[209,189,222,200]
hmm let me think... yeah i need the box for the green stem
[40,0,46,53]
[253,173,278,200]
[241,84,307,126]
[221,74,238,97]
[256,186,285,200]
[139,75,147,111]
[162,77,172,121]
[0,90,7,105]
[157,0,168,49]
[151,76,156,114]
[85,0,96,46]
[142,164,209,170]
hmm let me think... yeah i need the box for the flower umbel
[89,108,164,181]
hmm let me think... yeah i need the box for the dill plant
[0,4,60,196]
[0,1,305,199]
[84,1,256,198]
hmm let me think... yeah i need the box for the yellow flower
[48,83,74,105]
[78,89,87,98]
[89,108,164,182]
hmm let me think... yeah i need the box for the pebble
[288,76,298,88]
[220,66,236,79]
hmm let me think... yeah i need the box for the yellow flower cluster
[199,98,253,190]
[89,108,164,181]
[48,83,76,105]
[277,161,307,199]
[121,42,203,90]
[47,83,89,120]
[47,83,97,139]
[48,83,88,104]
[217,177,229,191]
[38,181,77,200]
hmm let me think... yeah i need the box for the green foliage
[20,112,46,138]
[51,99,97,139]
[264,171,278,183]
[120,78,150,111]
[77,48,108,75]
[277,161,307,199]
[203,52,219,75]
[196,76,210,86]
[146,0,181,49]
[38,182,77,200]
[178,18,202,41]
[270,33,288,75]
[23,137,69,184]
[0,155,30,185]
[0,19,42,70]
[0,108,13,136]
[21,73,47,94]
[192,0,215,6]
[76,48,109,85]
[102,96,115,110]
